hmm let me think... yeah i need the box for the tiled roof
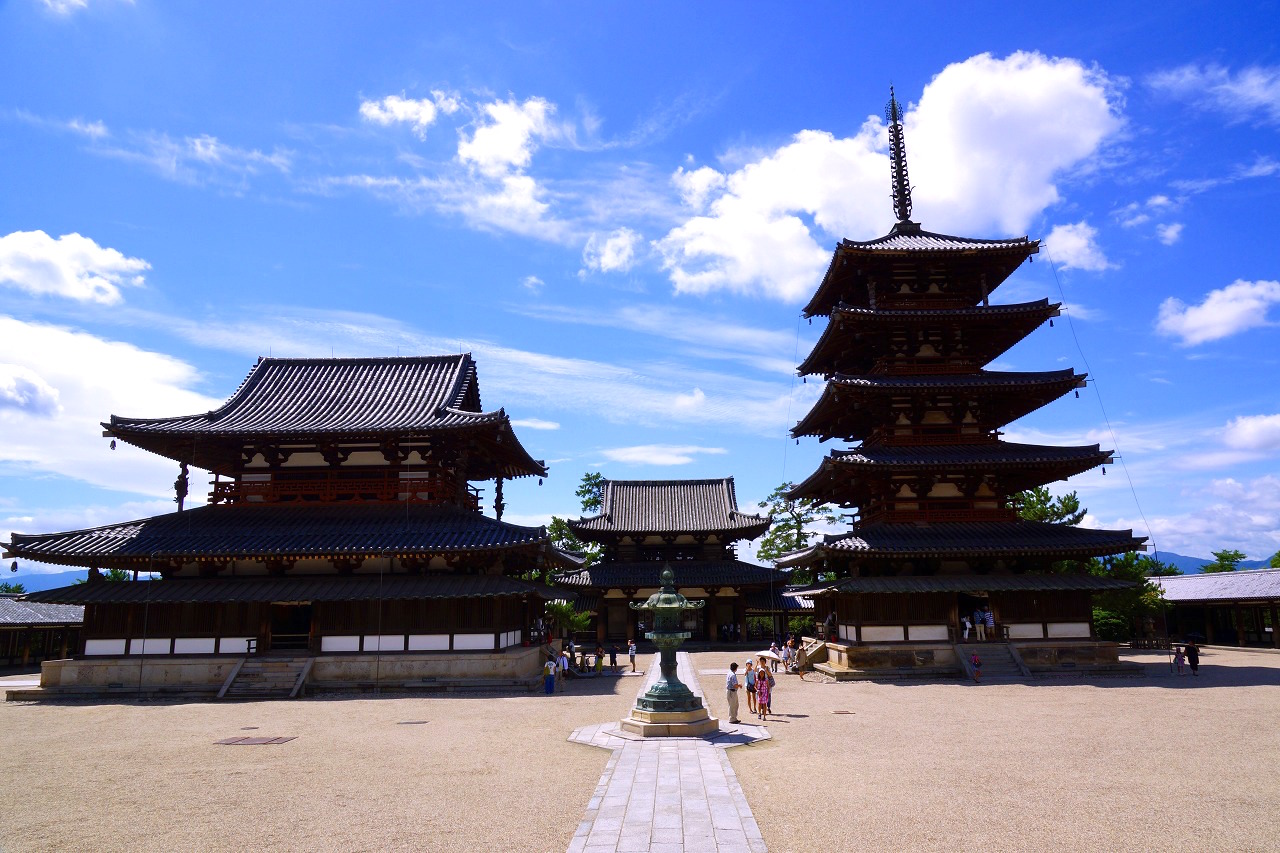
[788,573,1135,596]
[744,587,814,611]
[799,300,1060,377]
[553,560,785,589]
[828,442,1111,469]
[774,521,1144,566]
[110,355,502,437]
[569,479,769,539]
[792,369,1084,440]
[839,222,1038,253]
[0,597,83,625]
[1150,569,1280,603]
[23,574,559,605]
[105,355,547,478]
[5,504,548,567]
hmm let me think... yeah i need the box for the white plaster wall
[1007,623,1045,639]
[129,638,172,655]
[321,635,360,652]
[907,625,949,641]
[363,635,406,652]
[453,633,494,651]
[407,634,449,651]
[85,639,127,655]
[1047,622,1091,638]
[861,626,905,642]
[173,638,217,654]
[218,637,254,654]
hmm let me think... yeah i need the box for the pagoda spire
[886,87,913,224]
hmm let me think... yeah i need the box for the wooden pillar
[1236,604,1246,646]
[596,602,606,643]
[1205,610,1215,644]
[21,629,32,666]
[1271,603,1279,649]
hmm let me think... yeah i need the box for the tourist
[609,643,618,674]
[962,614,972,641]
[744,659,757,715]
[628,638,637,672]
[1186,641,1200,677]
[595,644,605,674]
[769,641,780,672]
[756,656,774,719]
[983,606,995,641]
[1174,645,1185,675]
[726,662,742,724]
[557,647,570,691]
[974,608,986,642]
[970,651,982,682]
[543,655,557,695]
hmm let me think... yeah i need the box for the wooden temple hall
[778,92,1144,677]
[6,356,566,696]
[553,479,794,642]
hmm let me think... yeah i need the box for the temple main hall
[8,355,563,696]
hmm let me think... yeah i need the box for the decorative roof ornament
[886,87,913,225]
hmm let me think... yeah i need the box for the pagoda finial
[886,87,913,223]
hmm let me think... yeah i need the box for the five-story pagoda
[782,92,1143,670]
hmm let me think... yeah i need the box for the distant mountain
[9,570,88,592]
[1153,552,1271,574]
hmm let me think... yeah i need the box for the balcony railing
[863,501,1018,524]
[209,473,480,509]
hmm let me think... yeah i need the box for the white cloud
[41,0,88,14]
[1102,475,1280,559]
[598,444,727,466]
[1045,221,1113,271]
[511,418,560,431]
[1156,279,1280,345]
[1221,414,1280,452]
[581,227,640,274]
[68,118,108,139]
[0,230,149,304]
[520,275,545,293]
[1156,223,1184,245]
[0,365,61,416]
[458,97,555,178]
[359,93,458,139]
[655,51,1122,300]
[1148,63,1280,125]
[0,316,221,497]
[100,132,292,186]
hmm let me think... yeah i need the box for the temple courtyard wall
[2,647,1278,852]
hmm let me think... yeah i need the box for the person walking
[962,615,972,641]
[543,655,557,695]
[726,662,742,724]
[557,647,570,691]
[983,606,996,641]
[744,659,757,715]
[609,643,619,674]
[756,656,774,720]
[628,638,637,672]
[970,651,982,683]
[1186,641,1201,676]
[1174,645,1185,675]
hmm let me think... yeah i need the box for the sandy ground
[3,647,1279,853]
[694,646,1280,853]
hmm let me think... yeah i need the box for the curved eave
[806,521,1145,560]
[791,370,1085,440]
[567,518,772,542]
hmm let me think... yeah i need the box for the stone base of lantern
[619,705,721,737]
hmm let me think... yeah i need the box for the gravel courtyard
[3,647,1278,852]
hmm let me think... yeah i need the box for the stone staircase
[956,643,1028,682]
[218,656,312,700]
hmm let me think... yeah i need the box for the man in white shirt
[726,662,742,723]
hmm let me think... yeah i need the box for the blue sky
[2,1,1279,574]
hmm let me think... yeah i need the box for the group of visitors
[960,606,997,641]
[543,639,637,694]
[718,622,743,643]
[1173,641,1201,676]
[725,656,778,723]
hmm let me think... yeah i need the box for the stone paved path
[567,653,768,853]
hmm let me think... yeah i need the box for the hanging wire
[1044,249,1158,560]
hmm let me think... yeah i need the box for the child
[1174,646,1185,675]
[970,652,982,683]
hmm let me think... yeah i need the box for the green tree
[546,472,606,569]
[0,581,26,594]
[544,599,591,639]
[1088,551,1178,641]
[1202,549,1247,574]
[755,482,841,563]
[1012,486,1086,526]
[1270,550,1280,569]
[74,568,135,584]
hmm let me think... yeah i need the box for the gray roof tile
[0,597,83,625]
[569,479,769,539]
[1150,569,1280,602]
[553,559,785,589]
